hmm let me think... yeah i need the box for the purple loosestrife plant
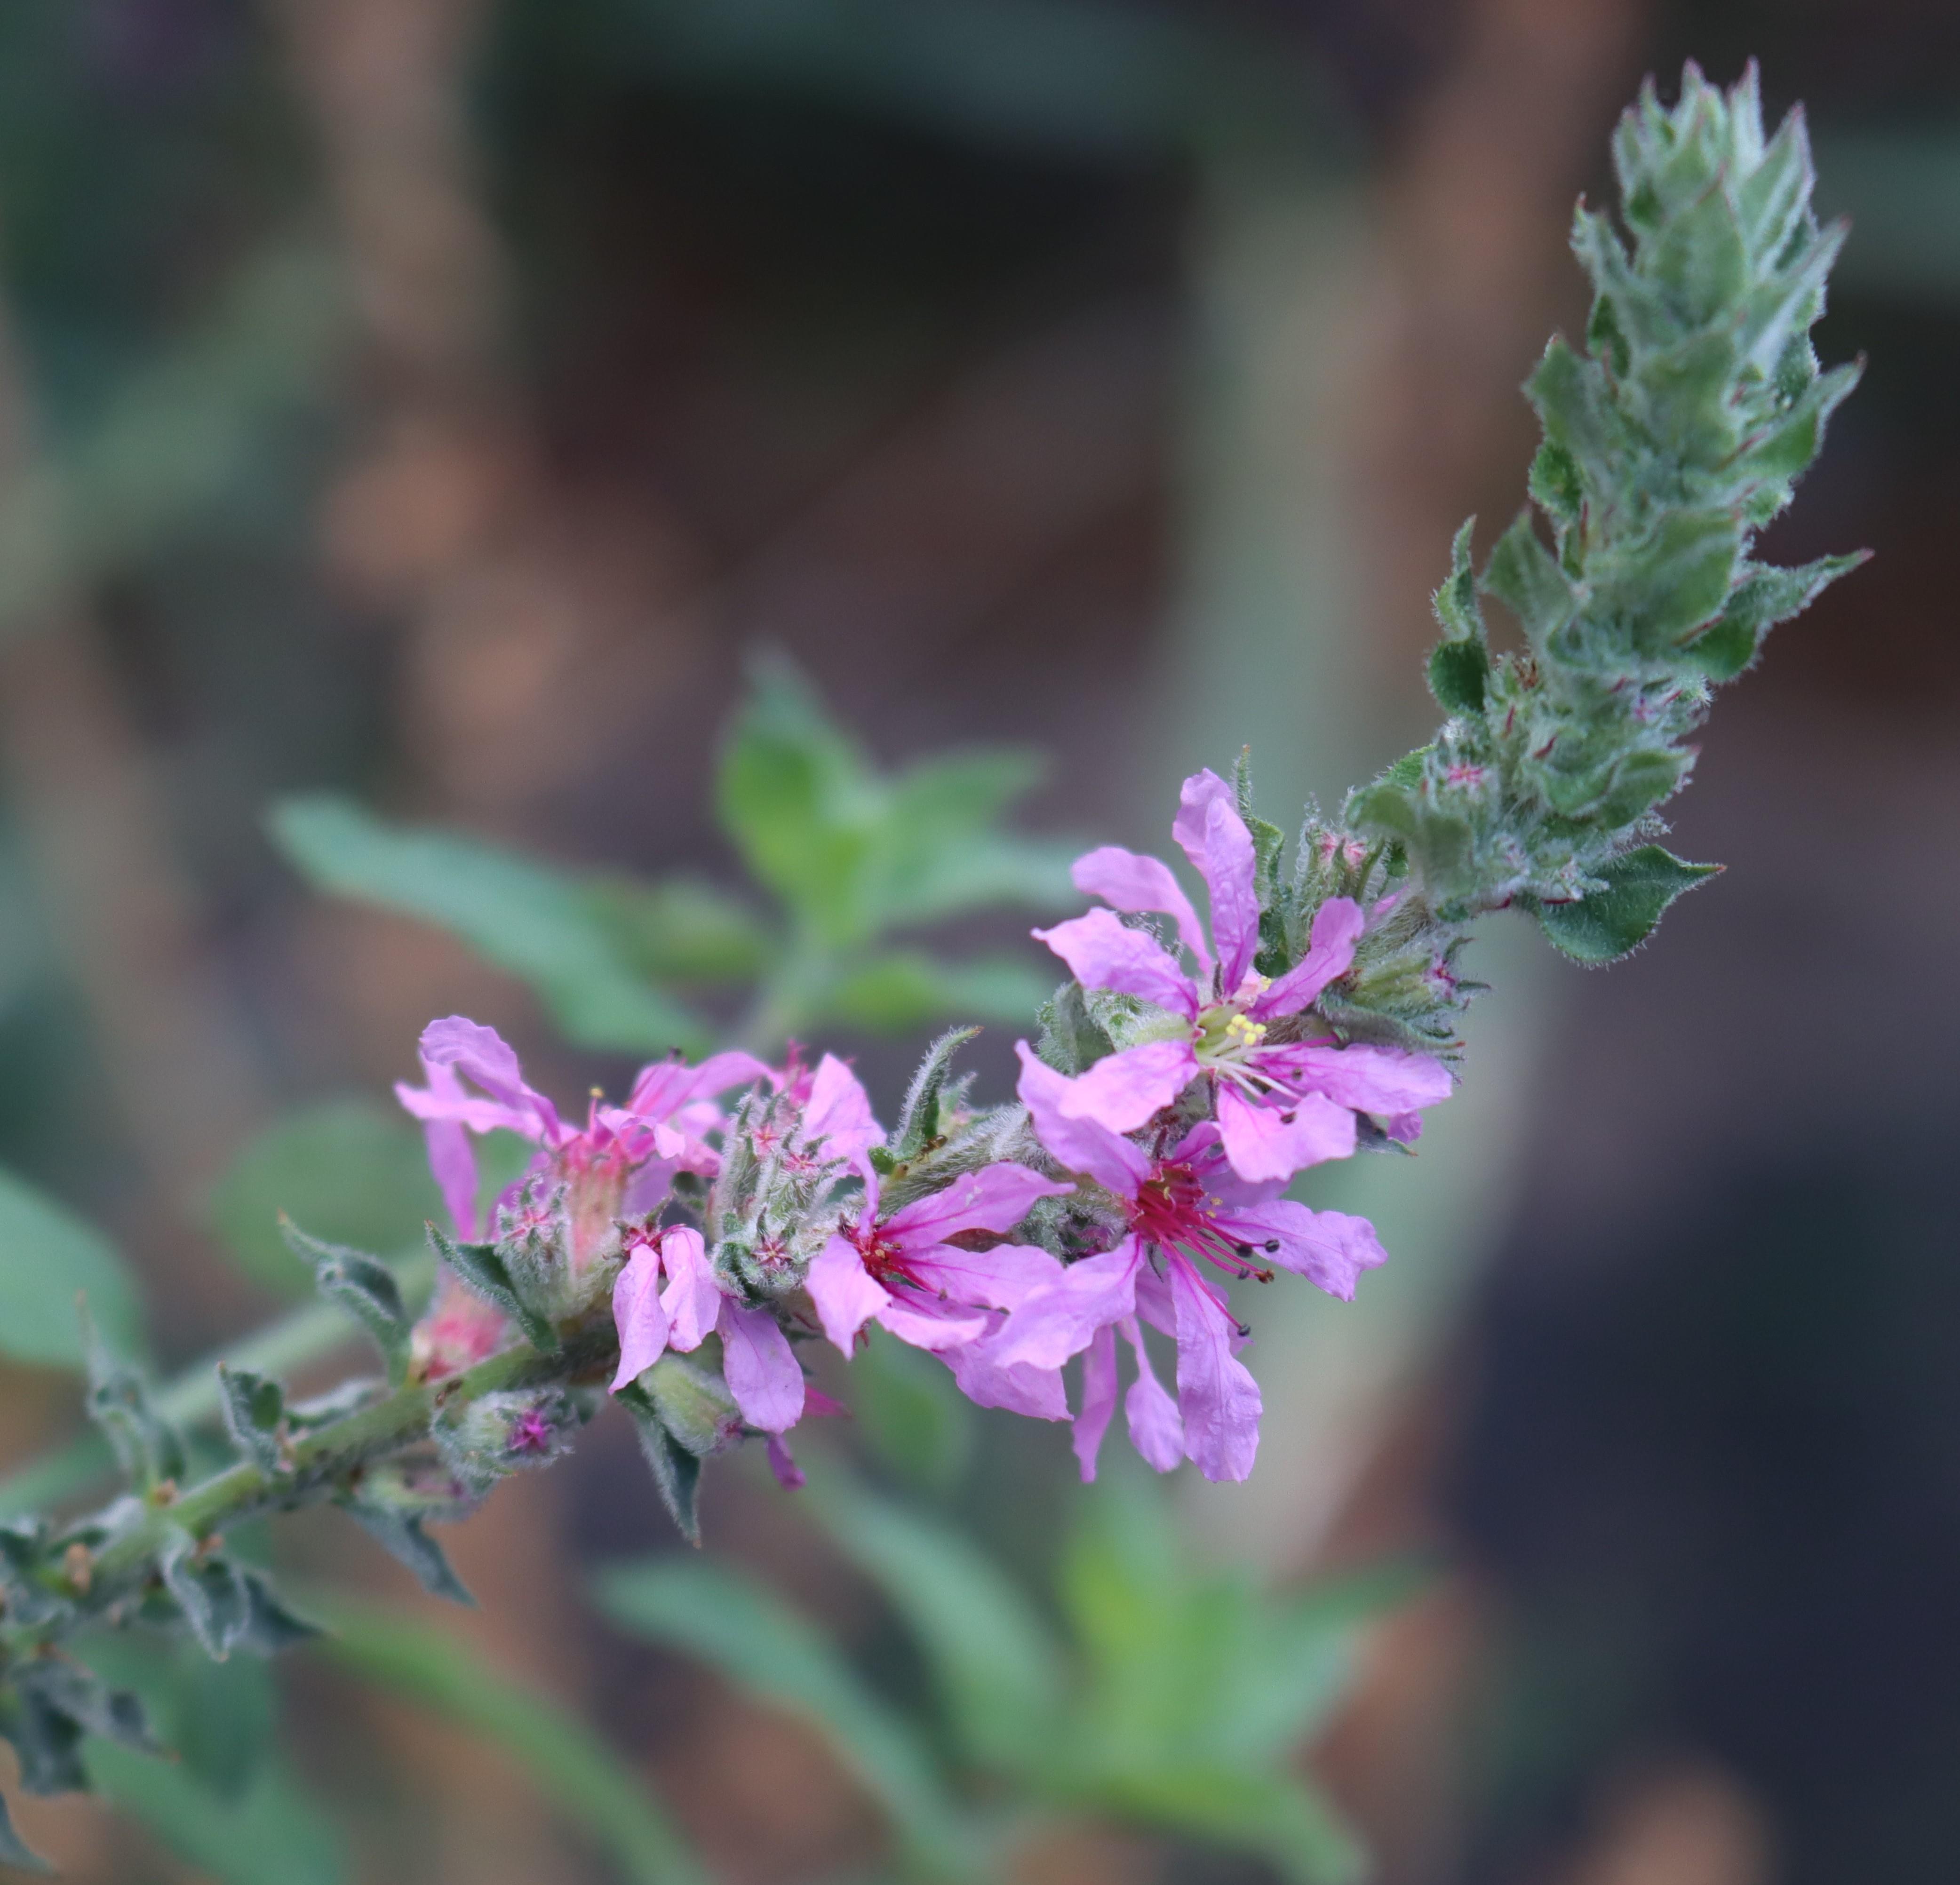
[0,65,1864,1869]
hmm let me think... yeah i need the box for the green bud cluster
[1342,63,1862,1022]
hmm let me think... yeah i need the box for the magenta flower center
[1128,1161,1276,1285]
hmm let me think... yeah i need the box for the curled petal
[1072,844,1211,972]
[1033,909,1197,1019]
[658,1226,724,1352]
[1215,1085,1355,1183]
[1121,1319,1185,1473]
[990,1239,1140,1371]
[628,1050,773,1121]
[882,1163,1073,1246]
[1072,1324,1119,1482]
[807,1233,890,1356]
[418,1016,562,1144]
[1219,1199,1386,1301]
[1014,1044,1151,1196]
[1252,898,1364,1019]
[1169,1261,1261,1483]
[610,1243,671,1391]
[717,1301,804,1434]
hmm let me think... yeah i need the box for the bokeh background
[0,0,1955,1880]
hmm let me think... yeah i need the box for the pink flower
[988,1044,1387,1482]
[807,1159,1073,1364]
[1031,771,1452,1183]
[610,1224,805,1437]
[396,1017,770,1261]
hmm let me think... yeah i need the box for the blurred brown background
[0,0,1955,1879]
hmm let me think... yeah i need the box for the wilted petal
[949,1338,1070,1419]
[1215,1086,1355,1183]
[1219,1198,1386,1301]
[610,1244,671,1391]
[717,1301,804,1434]
[905,1241,1066,1313]
[1014,1044,1150,1196]
[658,1226,723,1352]
[419,1016,561,1143]
[1060,1039,1199,1136]
[806,1233,890,1355]
[802,1053,884,1173]
[1252,897,1364,1019]
[1071,845,1211,972]
[883,1164,1073,1246]
[990,1239,1140,1370]
[1072,1324,1119,1482]
[1033,909,1196,1018]
[1121,1319,1184,1472]
[1168,1261,1261,1483]
[765,1433,805,1489]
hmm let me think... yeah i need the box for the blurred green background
[0,0,1955,1880]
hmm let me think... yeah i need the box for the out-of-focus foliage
[0,1167,140,1367]
[596,1460,1412,1883]
[271,662,1077,1053]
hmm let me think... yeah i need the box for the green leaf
[819,950,1052,1034]
[1531,844,1721,964]
[88,1739,349,1885]
[306,1595,708,1885]
[0,1790,48,1874]
[1426,640,1487,717]
[83,1317,183,1493]
[1092,1766,1362,1885]
[716,660,882,946]
[887,1026,981,1164]
[77,1629,272,1801]
[158,1531,251,1661]
[617,1382,708,1544]
[0,1168,141,1368]
[594,1557,977,1878]
[339,1500,475,1606]
[1680,550,1866,682]
[1481,511,1576,648]
[426,1224,557,1354]
[801,1466,1064,1774]
[282,1219,414,1385]
[209,1100,440,1296]
[215,1367,285,1474]
[845,1325,976,1495]
[267,795,704,1054]
[581,875,776,984]
[1595,507,1742,653]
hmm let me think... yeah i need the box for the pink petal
[1014,1043,1151,1196]
[717,1300,805,1434]
[1070,845,1211,973]
[1072,1324,1119,1482]
[806,1233,890,1355]
[1133,1260,1176,1338]
[1252,898,1364,1018]
[1060,1039,1200,1136]
[1032,909,1197,1018]
[1121,1319,1185,1472]
[882,1163,1073,1246]
[657,1226,723,1352]
[416,1088,481,1241]
[1218,1199,1386,1301]
[765,1433,805,1489]
[1215,1085,1356,1183]
[948,1339,1070,1419]
[802,1053,884,1173]
[1266,1042,1454,1114]
[874,1300,990,1352]
[1171,771,1259,988]
[418,1016,561,1144]
[1168,1260,1261,1483]
[628,1050,773,1121]
[990,1239,1140,1370]
[904,1241,1066,1314]
[611,1243,672,1391]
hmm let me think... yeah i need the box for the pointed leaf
[339,1501,475,1606]
[215,1366,285,1474]
[618,1383,705,1545]
[425,1224,556,1354]
[283,1218,414,1383]
[83,1315,183,1493]
[1532,845,1721,963]
[159,1532,250,1661]
[888,1027,982,1163]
